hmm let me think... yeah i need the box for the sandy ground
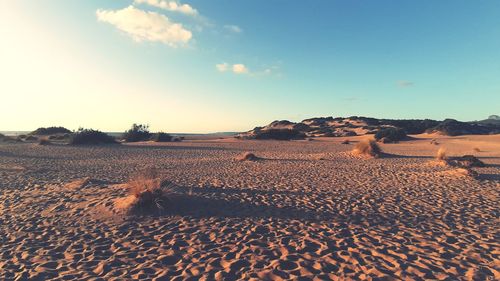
[0,134,499,280]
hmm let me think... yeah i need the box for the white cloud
[232,64,248,74]
[216,63,229,72]
[397,80,414,87]
[96,6,192,47]
[216,63,248,74]
[134,0,198,16]
[224,25,242,33]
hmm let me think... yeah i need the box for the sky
[1,1,499,133]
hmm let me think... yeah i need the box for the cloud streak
[215,63,229,72]
[133,0,198,16]
[96,6,192,47]
[216,62,280,77]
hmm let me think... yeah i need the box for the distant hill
[237,116,500,139]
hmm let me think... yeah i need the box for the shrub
[436,148,447,161]
[151,132,173,142]
[254,129,305,140]
[473,147,480,152]
[452,155,485,168]
[55,134,70,140]
[353,139,382,158]
[374,128,407,143]
[123,124,152,142]
[0,135,18,143]
[236,152,259,161]
[30,126,71,135]
[69,128,117,145]
[124,168,172,214]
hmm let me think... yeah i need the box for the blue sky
[1,1,499,132]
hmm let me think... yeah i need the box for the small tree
[123,124,152,142]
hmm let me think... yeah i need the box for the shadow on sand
[131,185,482,230]
[476,173,500,182]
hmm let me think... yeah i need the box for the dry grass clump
[436,147,447,161]
[315,155,326,160]
[117,168,172,214]
[38,138,51,145]
[473,147,481,152]
[446,168,478,179]
[236,152,259,161]
[352,139,382,158]
[430,139,439,145]
[434,148,485,169]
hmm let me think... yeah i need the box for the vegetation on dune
[123,124,152,142]
[382,119,440,134]
[426,119,499,136]
[24,135,38,142]
[240,116,499,139]
[374,128,407,143]
[30,126,71,135]
[353,139,382,158]
[254,128,305,140]
[69,128,117,145]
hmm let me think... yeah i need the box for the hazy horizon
[1,1,499,133]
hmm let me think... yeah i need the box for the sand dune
[0,134,498,279]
